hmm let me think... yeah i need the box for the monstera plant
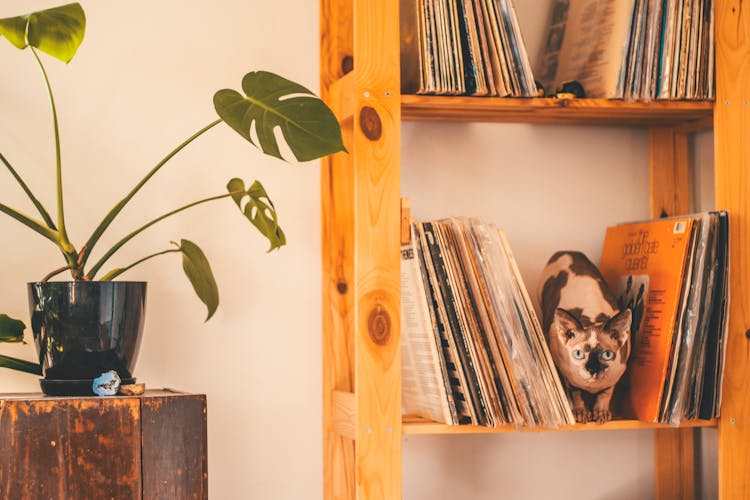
[0,3,345,386]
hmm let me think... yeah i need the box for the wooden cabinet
[0,389,207,499]
[320,1,749,498]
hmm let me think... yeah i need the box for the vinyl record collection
[401,0,715,100]
[402,213,729,427]
[538,0,715,100]
[401,218,574,427]
[400,0,537,96]
[599,212,729,424]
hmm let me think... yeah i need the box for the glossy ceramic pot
[28,281,146,395]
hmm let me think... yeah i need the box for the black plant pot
[28,281,146,396]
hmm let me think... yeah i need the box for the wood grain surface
[0,391,206,499]
[714,1,750,499]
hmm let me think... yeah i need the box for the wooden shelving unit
[320,1,749,498]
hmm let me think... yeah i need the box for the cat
[538,251,631,423]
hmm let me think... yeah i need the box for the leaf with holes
[213,71,346,162]
[0,3,85,63]
[0,314,25,343]
[227,178,286,251]
[178,239,219,321]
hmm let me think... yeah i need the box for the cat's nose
[586,360,603,375]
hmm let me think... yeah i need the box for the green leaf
[0,355,42,375]
[227,178,286,251]
[213,71,346,162]
[0,314,25,343]
[177,239,219,321]
[0,3,85,63]
[0,15,27,49]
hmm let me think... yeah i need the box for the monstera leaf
[214,71,346,162]
[0,314,25,343]
[177,239,219,321]
[227,178,286,251]
[0,315,40,375]
[0,3,85,63]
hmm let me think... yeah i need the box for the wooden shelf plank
[401,95,714,127]
[402,416,717,435]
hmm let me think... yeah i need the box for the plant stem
[0,202,60,244]
[99,247,181,281]
[0,354,42,375]
[79,119,223,269]
[85,191,237,280]
[30,47,74,254]
[0,152,56,230]
[41,265,71,282]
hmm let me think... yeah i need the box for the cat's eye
[601,350,615,361]
[572,349,585,360]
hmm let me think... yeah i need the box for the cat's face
[550,308,631,392]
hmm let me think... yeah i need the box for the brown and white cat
[539,251,631,423]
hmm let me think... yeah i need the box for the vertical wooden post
[321,1,356,499]
[648,126,696,500]
[653,426,697,500]
[714,1,750,498]
[649,128,690,218]
[322,0,402,498]
[352,0,402,498]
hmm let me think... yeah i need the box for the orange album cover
[599,217,695,422]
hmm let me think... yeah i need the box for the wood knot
[746,329,750,340]
[336,281,348,294]
[359,106,382,141]
[367,305,391,345]
[341,55,354,75]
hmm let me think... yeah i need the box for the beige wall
[0,1,716,499]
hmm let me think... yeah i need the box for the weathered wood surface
[0,390,206,499]
[0,397,142,499]
[141,393,208,500]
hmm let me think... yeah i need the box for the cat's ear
[605,309,632,346]
[554,308,582,343]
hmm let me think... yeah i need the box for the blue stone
[93,370,121,396]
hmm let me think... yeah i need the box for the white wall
[0,1,322,498]
[0,1,716,499]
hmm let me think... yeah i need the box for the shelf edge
[402,417,718,435]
